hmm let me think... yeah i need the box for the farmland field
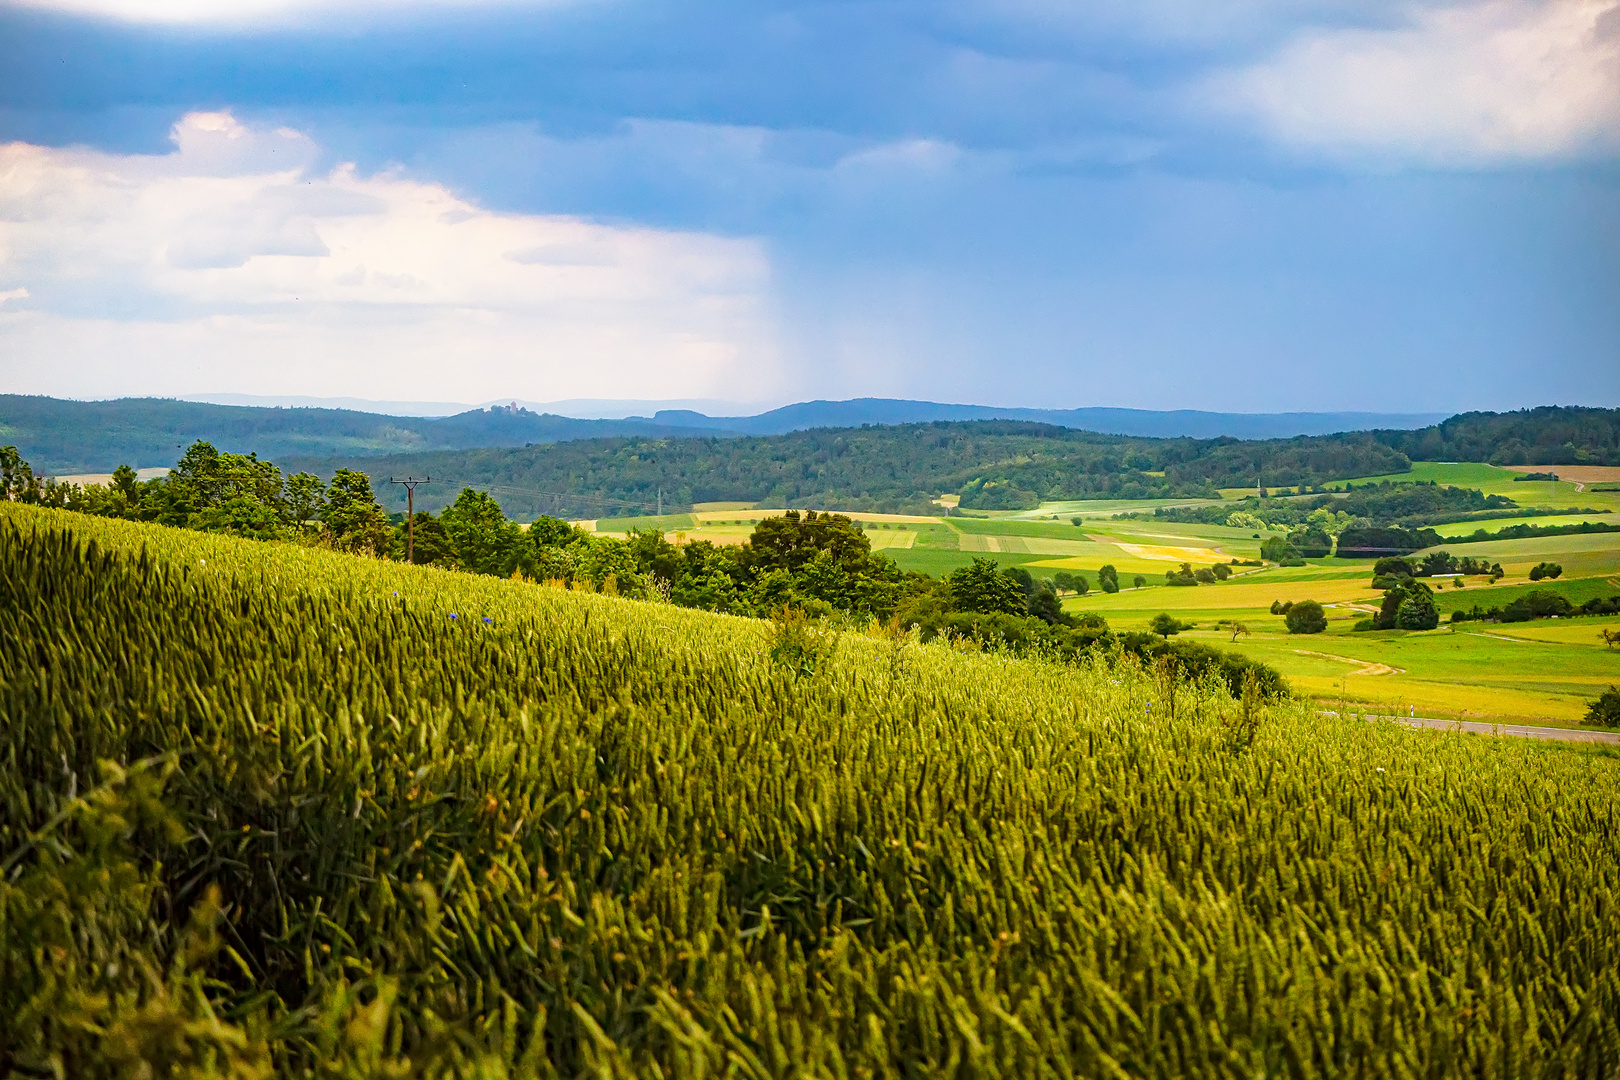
[580,463,1620,726]
[5,501,1620,1076]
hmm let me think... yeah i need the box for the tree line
[282,420,1414,519]
[3,441,1286,695]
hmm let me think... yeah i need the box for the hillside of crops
[4,503,1620,1077]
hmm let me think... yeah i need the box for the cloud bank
[0,112,781,403]
[1213,0,1620,162]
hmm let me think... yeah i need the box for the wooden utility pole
[388,476,431,563]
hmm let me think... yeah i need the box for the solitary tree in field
[1285,600,1328,635]
[1134,575,1146,590]
[1149,613,1183,640]
[1229,621,1250,643]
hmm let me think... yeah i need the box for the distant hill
[1370,406,1620,466]
[0,396,717,475]
[289,421,1414,519]
[2,393,1446,475]
[640,401,1449,440]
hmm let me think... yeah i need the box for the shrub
[1194,567,1217,584]
[1212,563,1232,581]
[1397,589,1440,630]
[1584,686,1620,728]
[1529,562,1564,581]
[1149,612,1185,639]
[1165,563,1199,586]
[1285,600,1328,635]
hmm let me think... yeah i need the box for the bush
[1212,563,1232,581]
[1285,600,1328,635]
[1149,612,1185,639]
[1529,562,1564,581]
[1165,563,1199,587]
[1260,536,1298,563]
[1353,618,1375,631]
[1396,590,1440,630]
[1584,686,1620,728]
[1194,567,1217,584]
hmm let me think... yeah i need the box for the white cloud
[1210,0,1620,162]
[0,112,782,403]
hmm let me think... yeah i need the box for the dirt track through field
[1294,649,1405,676]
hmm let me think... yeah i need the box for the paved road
[1372,713,1619,744]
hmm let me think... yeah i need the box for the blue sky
[1,0,1617,413]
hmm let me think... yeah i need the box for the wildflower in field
[449,612,458,619]
[484,616,493,624]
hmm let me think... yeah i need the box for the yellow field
[1068,576,1384,612]
[693,508,942,525]
[1113,541,1232,562]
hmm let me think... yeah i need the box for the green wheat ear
[2,501,1618,1077]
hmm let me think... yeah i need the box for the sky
[0,0,1617,413]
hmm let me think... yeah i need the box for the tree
[1149,613,1183,640]
[1260,536,1298,563]
[1098,564,1119,594]
[440,487,523,576]
[1584,685,1620,728]
[285,472,327,527]
[1372,556,1414,579]
[1165,563,1198,586]
[1529,562,1563,581]
[1229,621,1250,643]
[1133,575,1146,590]
[0,445,36,501]
[1396,587,1439,631]
[1285,600,1328,634]
[1194,567,1216,584]
[1419,550,1458,576]
[1026,582,1065,624]
[393,512,458,567]
[324,469,391,554]
[1212,563,1232,581]
[945,558,1027,615]
[743,510,871,575]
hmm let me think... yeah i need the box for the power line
[387,475,432,562]
[418,478,670,514]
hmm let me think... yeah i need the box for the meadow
[585,462,1620,726]
[5,501,1620,1077]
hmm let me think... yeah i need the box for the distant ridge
[633,400,1449,441]
[3,393,1447,474]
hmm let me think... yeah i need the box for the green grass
[1337,461,1620,514]
[592,512,697,532]
[7,502,1620,1074]
[1431,574,1620,614]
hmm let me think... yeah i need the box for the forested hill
[1371,406,1620,465]
[293,421,1414,518]
[0,396,707,474]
